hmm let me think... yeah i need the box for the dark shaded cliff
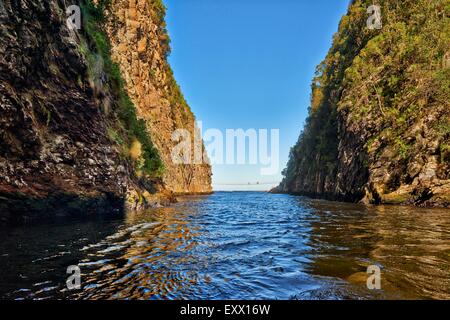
[276,0,449,207]
[0,0,211,224]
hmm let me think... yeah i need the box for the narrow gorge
[1,0,450,302]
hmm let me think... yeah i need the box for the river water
[0,192,449,300]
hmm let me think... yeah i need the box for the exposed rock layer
[103,0,212,194]
[0,0,211,224]
[275,0,449,207]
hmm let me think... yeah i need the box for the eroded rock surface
[103,0,212,194]
[0,0,211,224]
[275,0,449,207]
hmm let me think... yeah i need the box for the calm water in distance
[1,192,449,300]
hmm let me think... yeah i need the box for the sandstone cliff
[276,0,449,207]
[0,0,211,224]
[102,0,212,194]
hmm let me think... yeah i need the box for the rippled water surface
[1,192,450,300]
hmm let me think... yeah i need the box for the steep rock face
[102,0,212,194]
[276,0,449,207]
[0,0,211,224]
[0,0,131,223]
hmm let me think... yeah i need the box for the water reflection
[69,205,207,300]
[0,192,449,300]
[304,200,450,299]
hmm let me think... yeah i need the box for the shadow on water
[302,199,450,299]
[0,192,449,300]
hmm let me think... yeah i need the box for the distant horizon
[165,0,350,191]
[211,190,270,193]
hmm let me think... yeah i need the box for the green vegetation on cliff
[80,0,164,178]
[280,0,450,206]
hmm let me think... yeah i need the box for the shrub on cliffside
[280,0,450,206]
[80,0,164,178]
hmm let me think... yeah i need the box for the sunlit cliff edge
[274,0,450,207]
[0,0,211,224]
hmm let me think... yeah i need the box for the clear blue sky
[164,0,349,191]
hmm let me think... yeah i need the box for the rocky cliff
[0,0,211,224]
[276,0,450,207]
[101,0,212,194]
